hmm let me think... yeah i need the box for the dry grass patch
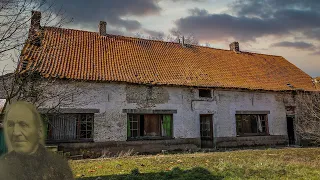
[69,147,320,180]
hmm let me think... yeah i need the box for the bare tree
[204,42,213,47]
[134,29,199,45]
[0,1,99,145]
[0,0,66,61]
[170,29,199,45]
[0,0,83,116]
[295,91,320,144]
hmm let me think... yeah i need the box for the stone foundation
[58,138,201,157]
[215,135,288,147]
[55,136,288,157]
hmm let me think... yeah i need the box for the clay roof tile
[19,26,317,91]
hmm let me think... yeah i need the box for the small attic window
[199,89,212,98]
[286,83,294,88]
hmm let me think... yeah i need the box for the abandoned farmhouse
[3,11,320,154]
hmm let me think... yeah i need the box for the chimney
[182,36,185,47]
[29,11,41,39]
[229,42,240,52]
[99,21,107,36]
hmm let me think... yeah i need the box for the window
[236,114,268,136]
[127,114,172,139]
[199,89,212,98]
[200,114,213,139]
[45,113,94,142]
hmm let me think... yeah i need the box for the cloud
[310,50,320,56]
[173,1,320,42]
[169,0,208,2]
[107,29,125,36]
[174,11,287,41]
[188,8,209,16]
[304,28,320,40]
[271,41,316,50]
[143,29,165,37]
[230,0,320,18]
[43,0,161,31]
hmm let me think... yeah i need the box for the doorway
[200,114,213,148]
[286,116,295,145]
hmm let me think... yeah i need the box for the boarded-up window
[144,114,161,136]
[127,114,172,139]
[236,114,268,136]
[45,113,94,142]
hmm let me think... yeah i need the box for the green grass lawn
[70,148,320,180]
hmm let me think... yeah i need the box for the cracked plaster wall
[214,90,288,137]
[41,81,290,142]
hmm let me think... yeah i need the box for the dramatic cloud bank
[173,0,320,57]
[271,41,316,50]
[45,0,162,31]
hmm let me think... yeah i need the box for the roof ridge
[43,26,283,58]
[44,26,98,35]
[197,45,284,58]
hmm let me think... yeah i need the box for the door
[286,116,295,145]
[200,114,213,148]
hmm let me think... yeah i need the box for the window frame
[44,113,94,143]
[127,114,173,140]
[200,114,213,140]
[236,114,269,136]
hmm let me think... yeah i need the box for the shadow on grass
[78,167,224,180]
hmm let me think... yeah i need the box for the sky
[1,0,319,77]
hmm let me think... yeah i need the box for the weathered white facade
[43,81,290,152]
[214,90,288,137]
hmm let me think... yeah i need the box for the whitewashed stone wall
[41,81,290,143]
[214,90,288,138]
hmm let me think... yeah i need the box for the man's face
[6,105,40,154]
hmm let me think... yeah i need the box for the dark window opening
[139,115,144,136]
[44,113,94,142]
[199,89,212,98]
[127,114,173,140]
[236,114,268,136]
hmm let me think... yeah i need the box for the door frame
[286,116,296,145]
[200,114,213,148]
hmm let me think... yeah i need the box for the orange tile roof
[20,27,317,91]
[315,77,320,90]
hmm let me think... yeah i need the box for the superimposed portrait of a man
[0,101,74,180]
